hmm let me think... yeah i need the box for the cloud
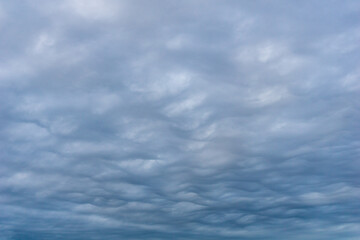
[62,0,123,21]
[0,0,359,239]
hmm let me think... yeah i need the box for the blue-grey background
[0,0,359,239]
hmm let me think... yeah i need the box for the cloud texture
[0,0,360,239]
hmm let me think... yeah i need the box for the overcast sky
[0,0,360,239]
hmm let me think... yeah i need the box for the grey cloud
[0,0,360,239]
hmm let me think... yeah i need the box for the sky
[0,0,359,239]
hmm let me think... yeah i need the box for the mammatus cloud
[0,0,359,239]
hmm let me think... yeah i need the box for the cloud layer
[1,0,360,239]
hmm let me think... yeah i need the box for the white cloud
[6,122,49,141]
[62,0,123,21]
[164,93,206,116]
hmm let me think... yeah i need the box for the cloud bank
[0,0,359,239]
